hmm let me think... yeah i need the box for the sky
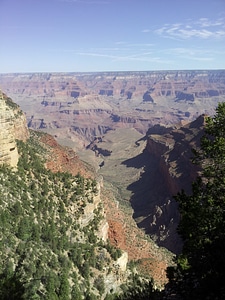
[0,0,225,73]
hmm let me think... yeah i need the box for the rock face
[37,132,94,178]
[0,70,224,150]
[0,91,29,167]
[130,116,206,253]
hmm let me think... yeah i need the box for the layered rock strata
[0,91,29,167]
[0,70,224,149]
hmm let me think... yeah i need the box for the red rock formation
[39,133,94,178]
[102,188,171,287]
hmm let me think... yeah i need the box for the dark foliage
[166,103,225,299]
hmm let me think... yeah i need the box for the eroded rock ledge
[0,91,29,167]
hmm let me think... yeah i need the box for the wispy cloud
[74,42,161,63]
[152,17,225,40]
[48,39,225,67]
[197,17,224,28]
[142,29,151,33]
[46,43,164,64]
[48,43,155,56]
[162,47,224,62]
[77,50,171,65]
[115,41,152,45]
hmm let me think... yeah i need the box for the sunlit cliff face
[0,91,29,167]
[0,92,18,167]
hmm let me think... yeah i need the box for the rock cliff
[130,116,206,253]
[0,91,29,167]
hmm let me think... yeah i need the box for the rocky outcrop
[132,116,206,253]
[38,132,94,178]
[115,252,128,272]
[0,91,29,167]
[148,115,206,194]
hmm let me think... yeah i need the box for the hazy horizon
[1,68,225,76]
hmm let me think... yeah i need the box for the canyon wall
[0,70,224,150]
[0,91,29,167]
[130,116,206,253]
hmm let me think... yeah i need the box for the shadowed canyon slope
[129,116,206,252]
[88,116,205,253]
[1,70,225,254]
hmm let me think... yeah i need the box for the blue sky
[0,0,224,72]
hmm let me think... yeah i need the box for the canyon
[0,70,224,150]
[0,90,172,288]
[1,70,225,255]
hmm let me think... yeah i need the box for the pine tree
[168,103,225,299]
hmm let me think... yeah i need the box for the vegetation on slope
[5,102,225,299]
[0,132,125,299]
